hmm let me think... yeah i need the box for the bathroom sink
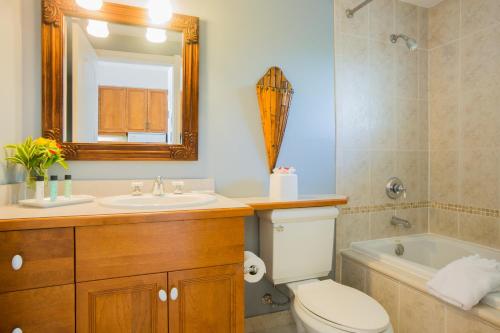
[99,193,217,210]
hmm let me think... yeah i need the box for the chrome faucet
[152,176,166,196]
[391,216,411,228]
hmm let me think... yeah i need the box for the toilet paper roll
[244,251,266,283]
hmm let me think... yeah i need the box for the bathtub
[351,234,500,310]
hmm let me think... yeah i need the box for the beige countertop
[0,194,253,231]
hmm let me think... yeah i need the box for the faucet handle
[131,182,144,196]
[172,181,185,195]
[153,176,166,196]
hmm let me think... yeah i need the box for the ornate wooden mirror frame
[42,0,199,160]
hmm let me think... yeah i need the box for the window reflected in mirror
[63,16,183,144]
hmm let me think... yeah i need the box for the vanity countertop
[234,194,348,210]
[0,194,253,232]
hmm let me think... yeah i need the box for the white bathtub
[351,234,500,310]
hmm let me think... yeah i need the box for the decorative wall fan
[256,67,294,173]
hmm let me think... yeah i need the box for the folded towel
[427,255,500,310]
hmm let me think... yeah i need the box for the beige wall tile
[446,306,500,333]
[339,0,369,36]
[338,150,371,206]
[461,88,500,149]
[429,42,459,100]
[370,0,395,42]
[429,207,459,238]
[458,213,500,249]
[341,258,366,292]
[396,1,418,42]
[399,285,445,333]
[395,207,428,235]
[369,39,395,97]
[429,96,459,150]
[336,213,370,250]
[460,150,499,209]
[430,150,459,203]
[460,0,500,37]
[396,99,420,150]
[461,25,500,93]
[396,44,419,99]
[370,151,396,205]
[428,0,459,48]
[418,100,428,151]
[370,209,400,239]
[417,7,428,49]
[418,50,428,100]
[365,270,400,332]
[396,151,426,202]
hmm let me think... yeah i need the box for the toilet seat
[295,280,390,333]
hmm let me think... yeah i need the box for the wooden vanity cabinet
[0,213,248,333]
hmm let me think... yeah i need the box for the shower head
[390,34,418,51]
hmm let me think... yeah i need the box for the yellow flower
[33,137,51,146]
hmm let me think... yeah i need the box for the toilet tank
[258,207,339,285]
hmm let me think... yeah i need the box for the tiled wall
[334,0,430,269]
[427,0,500,249]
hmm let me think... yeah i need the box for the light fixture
[76,0,103,11]
[87,19,109,38]
[148,0,173,24]
[146,28,167,43]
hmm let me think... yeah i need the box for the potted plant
[4,137,68,197]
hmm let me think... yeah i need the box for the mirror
[42,0,199,160]
[63,17,183,144]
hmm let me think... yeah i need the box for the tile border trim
[341,201,499,218]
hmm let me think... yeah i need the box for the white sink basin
[99,193,217,210]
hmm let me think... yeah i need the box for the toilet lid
[296,280,389,333]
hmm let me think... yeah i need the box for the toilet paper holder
[244,265,259,275]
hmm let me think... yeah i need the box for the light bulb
[76,0,103,11]
[87,19,109,38]
[146,28,167,43]
[148,0,173,24]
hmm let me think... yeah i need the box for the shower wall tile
[335,0,430,252]
[428,0,500,245]
[429,42,459,100]
[460,0,500,37]
[428,0,459,49]
[369,0,395,42]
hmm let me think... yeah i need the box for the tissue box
[269,173,298,200]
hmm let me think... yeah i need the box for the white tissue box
[269,173,298,200]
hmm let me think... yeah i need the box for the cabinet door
[169,264,244,333]
[77,273,168,333]
[99,86,127,134]
[147,89,167,133]
[127,88,148,132]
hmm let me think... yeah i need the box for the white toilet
[258,207,393,333]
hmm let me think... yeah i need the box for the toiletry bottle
[35,176,45,201]
[50,175,58,202]
[64,175,72,198]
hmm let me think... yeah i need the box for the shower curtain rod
[345,0,375,18]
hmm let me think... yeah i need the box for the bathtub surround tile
[418,50,429,100]
[417,7,428,50]
[396,1,418,46]
[460,0,500,39]
[429,42,459,100]
[429,96,459,150]
[399,285,445,333]
[339,0,369,36]
[396,45,419,99]
[396,99,420,150]
[370,151,396,205]
[369,0,395,42]
[428,0,459,49]
[336,213,371,250]
[338,150,371,206]
[365,270,400,332]
[341,258,367,292]
[458,213,500,249]
[430,150,459,203]
[429,207,459,238]
[460,150,499,210]
[370,209,400,239]
[396,151,424,202]
[395,207,428,235]
[445,306,500,333]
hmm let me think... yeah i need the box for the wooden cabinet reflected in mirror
[42,0,199,160]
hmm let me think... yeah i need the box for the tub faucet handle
[386,177,406,200]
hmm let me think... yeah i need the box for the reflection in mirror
[63,16,183,144]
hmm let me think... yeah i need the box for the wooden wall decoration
[256,67,294,173]
[41,0,199,161]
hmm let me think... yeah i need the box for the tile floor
[245,310,297,333]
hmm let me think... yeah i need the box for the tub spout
[391,216,411,228]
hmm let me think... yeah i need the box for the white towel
[427,255,500,310]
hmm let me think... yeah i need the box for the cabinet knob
[11,255,23,271]
[158,289,167,302]
[170,287,178,301]
[12,328,23,333]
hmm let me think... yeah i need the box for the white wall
[97,62,170,89]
